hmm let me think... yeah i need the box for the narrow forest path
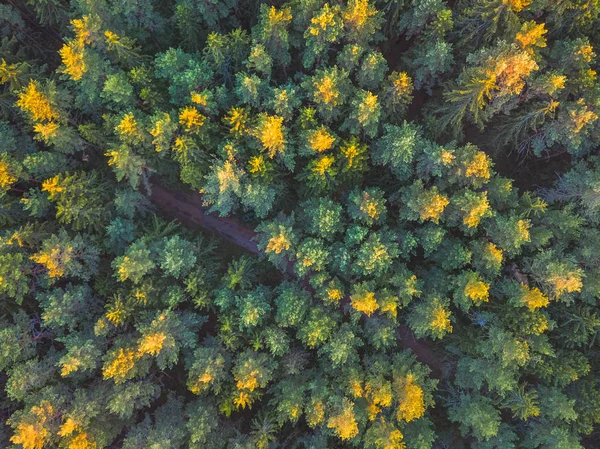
[149,183,260,254]
[149,182,444,376]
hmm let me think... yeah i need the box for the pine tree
[2,1,600,448]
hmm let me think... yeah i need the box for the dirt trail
[149,182,443,376]
[150,183,259,254]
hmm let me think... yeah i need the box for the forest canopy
[1,0,600,448]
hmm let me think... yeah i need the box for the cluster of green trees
[1,0,600,448]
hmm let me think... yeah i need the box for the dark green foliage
[1,0,600,448]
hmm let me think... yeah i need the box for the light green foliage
[408,296,453,340]
[411,39,454,92]
[503,385,540,421]
[297,306,337,348]
[343,88,382,138]
[113,239,155,283]
[187,339,229,395]
[2,1,600,448]
[319,323,363,368]
[347,187,387,226]
[106,143,145,189]
[243,182,279,218]
[186,398,220,448]
[372,122,420,181]
[159,235,197,279]
[485,214,531,256]
[295,237,328,277]
[253,4,293,68]
[269,84,300,120]
[247,44,272,75]
[449,394,501,441]
[58,338,103,378]
[108,381,160,419]
[102,72,135,106]
[300,197,343,241]
[357,51,387,90]
[272,379,304,424]
[522,425,584,449]
[415,223,446,257]
[44,171,112,231]
[352,230,399,277]
[235,72,263,107]
[0,252,29,302]
[262,325,290,356]
[274,281,310,328]
[202,157,244,216]
[38,284,99,329]
[337,44,365,72]
[238,286,272,329]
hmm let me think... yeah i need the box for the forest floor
[149,181,445,377]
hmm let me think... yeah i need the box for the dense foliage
[1,0,600,448]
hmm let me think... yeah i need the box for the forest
[1,0,600,448]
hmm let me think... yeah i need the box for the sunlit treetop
[2,1,600,448]
[307,4,342,39]
[266,233,291,255]
[342,0,381,42]
[307,125,336,153]
[430,305,452,334]
[16,81,60,123]
[0,160,18,190]
[395,373,426,423]
[115,113,139,139]
[9,401,55,449]
[266,5,292,26]
[327,398,359,441]
[224,107,249,136]
[515,21,547,51]
[504,0,532,12]
[252,114,286,158]
[179,107,206,133]
[464,277,490,305]
[59,41,86,81]
[71,15,99,45]
[102,347,138,382]
[350,284,379,316]
[520,284,549,311]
